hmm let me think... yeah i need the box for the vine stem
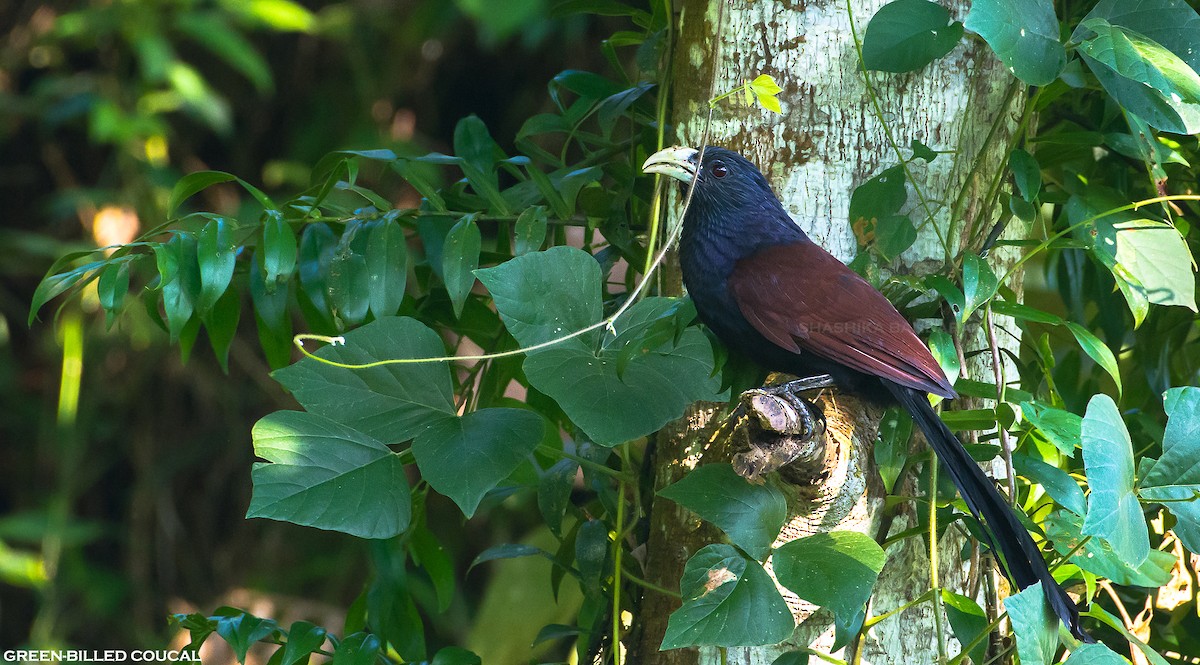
[641,0,675,285]
[611,481,626,664]
[984,304,1018,506]
[930,458,949,665]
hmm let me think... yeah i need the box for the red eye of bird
[710,161,729,178]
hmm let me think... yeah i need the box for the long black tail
[887,382,1091,642]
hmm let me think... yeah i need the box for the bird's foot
[760,374,836,395]
[732,379,829,483]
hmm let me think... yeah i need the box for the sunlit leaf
[1081,394,1148,566]
[964,0,1065,85]
[248,410,411,538]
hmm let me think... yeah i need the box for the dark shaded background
[0,0,615,654]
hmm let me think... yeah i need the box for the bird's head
[641,145,799,240]
[642,145,774,199]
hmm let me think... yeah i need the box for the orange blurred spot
[92,206,140,253]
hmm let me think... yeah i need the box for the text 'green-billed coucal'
[643,145,1089,641]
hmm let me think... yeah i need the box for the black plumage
[644,145,1089,641]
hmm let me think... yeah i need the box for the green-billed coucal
[643,145,1088,641]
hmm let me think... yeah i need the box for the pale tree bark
[634,1,1030,664]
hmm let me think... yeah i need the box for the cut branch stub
[733,378,832,483]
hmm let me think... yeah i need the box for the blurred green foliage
[0,0,618,656]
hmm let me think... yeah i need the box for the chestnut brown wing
[729,242,956,398]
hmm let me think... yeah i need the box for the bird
[642,145,1090,642]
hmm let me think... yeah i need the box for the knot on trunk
[732,379,830,484]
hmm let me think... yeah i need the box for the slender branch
[984,305,1018,506]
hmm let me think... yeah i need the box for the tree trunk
[634,1,1029,663]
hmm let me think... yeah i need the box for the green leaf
[523,299,723,446]
[1014,453,1085,516]
[280,621,327,665]
[926,275,965,323]
[963,0,1065,85]
[991,300,1064,326]
[394,160,446,212]
[874,407,912,493]
[748,74,782,95]
[366,542,425,660]
[927,329,960,387]
[169,170,237,216]
[248,411,411,539]
[1138,388,1200,553]
[576,518,609,595]
[849,166,907,243]
[1081,394,1148,567]
[658,464,787,560]
[773,531,886,637]
[1009,148,1041,202]
[476,246,603,350]
[538,458,578,537]
[272,317,456,441]
[941,591,987,665]
[431,647,482,665]
[874,215,917,261]
[1005,582,1059,665]
[156,232,201,342]
[1020,403,1081,454]
[297,223,336,326]
[1009,194,1037,222]
[771,653,810,665]
[412,408,545,517]
[197,217,237,314]
[660,544,794,649]
[1078,18,1200,134]
[328,226,370,327]
[469,543,552,570]
[453,116,508,215]
[514,206,548,255]
[214,610,279,664]
[960,254,998,324]
[332,633,381,665]
[861,0,964,73]
[442,215,481,318]
[97,259,132,328]
[1045,510,1173,586]
[1065,643,1132,664]
[262,210,297,285]
[29,253,111,324]
[232,0,316,32]
[1065,323,1122,395]
[203,286,241,373]
[1111,220,1197,312]
[1139,387,1200,490]
[250,251,292,369]
[910,139,937,162]
[365,218,408,319]
[409,524,456,613]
